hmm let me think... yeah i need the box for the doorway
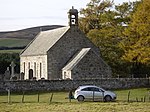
[29,69,33,79]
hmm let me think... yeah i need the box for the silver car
[74,85,116,102]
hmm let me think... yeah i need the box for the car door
[92,87,104,101]
[80,87,93,99]
[85,87,102,101]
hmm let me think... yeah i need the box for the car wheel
[77,95,84,102]
[104,95,112,102]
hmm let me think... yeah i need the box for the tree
[79,0,138,77]
[79,0,113,34]
[122,0,150,77]
[0,53,20,75]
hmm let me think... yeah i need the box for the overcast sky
[0,0,138,31]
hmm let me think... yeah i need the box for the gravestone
[11,75,17,80]
[20,72,25,80]
[10,61,16,78]
[4,67,11,80]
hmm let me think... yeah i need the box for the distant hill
[0,25,64,40]
[0,25,64,52]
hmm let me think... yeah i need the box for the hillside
[0,25,64,40]
[0,25,64,52]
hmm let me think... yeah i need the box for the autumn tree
[79,0,113,33]
[122,0,150,77]
[79,0,137,77]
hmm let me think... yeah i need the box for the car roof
[77,85,100,90]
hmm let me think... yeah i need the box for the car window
[88,87,93,91]
[81,87,89,91]
[99,89,104,92]
[81,87,96,91]
[81,87,100,92]
[93,87,100,92]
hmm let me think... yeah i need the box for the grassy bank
[0,102,150,112]
[0,88,150,112]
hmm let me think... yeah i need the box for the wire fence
[0,88,150,104]
[0,90,72,104]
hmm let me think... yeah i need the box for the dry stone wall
[0,78,149,92]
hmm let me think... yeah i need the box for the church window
[28,62,30,69]
[71,15,76,24]
[34,62,36,77]
[23,62,25,74]
[71,15,75,18]
[40,63,42,78]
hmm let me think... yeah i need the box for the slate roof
[62,48,91,71]
[21,26,70,56]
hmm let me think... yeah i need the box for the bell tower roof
[69,6,78,14]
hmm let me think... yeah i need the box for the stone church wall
[47,27,111,80]
[0,78,149,92]
[72,50,111,79]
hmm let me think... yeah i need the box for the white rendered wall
[20,55,47,80]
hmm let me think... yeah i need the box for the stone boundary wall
[0,78,149,92]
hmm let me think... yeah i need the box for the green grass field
[0,88,150,112]
[0,49,22,53]
[0,38,30,53]
[115,88,150,102]
[0,102,149,112]
[0,38,30,47]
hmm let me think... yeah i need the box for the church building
[20,7,112,80]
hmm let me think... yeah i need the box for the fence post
[136,97,138,102]
[141,98,143,102]
[49,93,53,104]
[8,89,11,104]
[93,91,95,102]
[127,91,130,102]
[7,89,11,104]
[144,96,146,102]
[102,91,104,102]
[37,92,40,103]
[22,91,25,103]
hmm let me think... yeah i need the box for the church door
[29,69,33,79]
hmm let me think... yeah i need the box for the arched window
[34,62,36,77]
[29,69,33,79]
[40,63,42,78]
[28,62,30,69]
[23,62,25,75]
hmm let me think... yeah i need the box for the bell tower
[68,6,78,26]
